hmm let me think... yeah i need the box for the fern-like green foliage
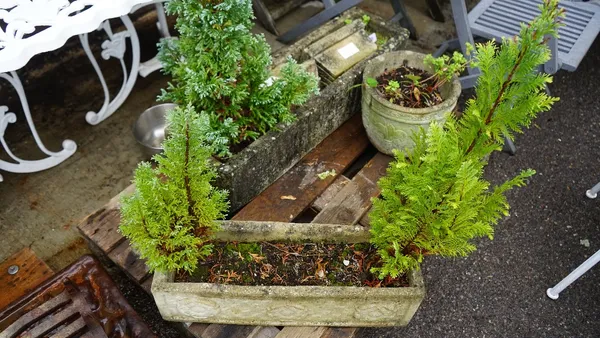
[369,0,563,279]
[119,105,229,273]
[158,0,320,157]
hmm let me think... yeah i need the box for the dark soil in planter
[376,65,443,108]
[176,242,408,288]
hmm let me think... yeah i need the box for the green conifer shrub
[369,0,563,279]
[158,0,320,157]
[120,105,229,273]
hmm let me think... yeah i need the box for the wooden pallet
[77,114,391,338]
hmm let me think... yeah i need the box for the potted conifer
[121,0,563,327]
[361,50,464,155]
[158,0,320,211]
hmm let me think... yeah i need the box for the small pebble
[580,239,590,248]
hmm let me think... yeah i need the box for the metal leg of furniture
[277,0,363,43]
[78,15,141,125]
[389,0,417,39]
[138,2,172,77]
[586,182,600,199]
[426,0,445,22]
[253,0,279,36]
[547,249,600,299]
[0,72,77,182]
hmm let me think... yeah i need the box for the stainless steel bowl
[133,103,177,157]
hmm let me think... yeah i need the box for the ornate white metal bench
[0,0,169,182]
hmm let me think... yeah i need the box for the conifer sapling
[158,0,320,157]
[369,0,563,279]
[120,105,229,273]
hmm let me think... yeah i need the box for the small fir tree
[159,0,319,157]
[120,105,229,273]
[369,0,563,279]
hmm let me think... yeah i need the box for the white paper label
[368,33,377,43]
[337,43,360,59]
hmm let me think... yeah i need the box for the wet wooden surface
[77,114,388,338]
[0,248,54,311]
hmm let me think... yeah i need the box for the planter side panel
[152,287,423,327]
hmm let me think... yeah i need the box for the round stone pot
[361,51,461,155]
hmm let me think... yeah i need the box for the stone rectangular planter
[215,9,409,212]
[151,221,425,327]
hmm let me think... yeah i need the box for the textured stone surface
[361,51,461,155]
[216,10,410,212]
[213,220,370,243]
[152,222,425,327]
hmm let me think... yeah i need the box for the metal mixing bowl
[133,103,177,157]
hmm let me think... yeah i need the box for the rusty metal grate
[0,256,156,338]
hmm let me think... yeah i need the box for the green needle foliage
[120,105,229,273]
[158,0,319,157]
[369,0,563,279]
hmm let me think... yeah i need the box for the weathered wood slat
[312,153,390,225]
[77,185,135,254]
[312,175,350,211]
[202,324,256,338]
[140,276,153,293]
[275,327,328,338]
[311,176,371,227]
[246,326,280,338]
[320,327,357,338]
[187,323,210,337]
[0,248,54,311]
[108,240,150,283]
[234,114,369,222]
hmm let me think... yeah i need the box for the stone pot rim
[362,50,462,115]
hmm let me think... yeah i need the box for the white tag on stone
[368,33,377,43]
[337,43,360,59]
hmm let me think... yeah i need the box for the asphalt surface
[356,36,600,338]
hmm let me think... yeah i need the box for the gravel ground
[356,34,600,338]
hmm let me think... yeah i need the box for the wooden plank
[187,323,210,338]
[108,240,150,283]
[202,324,256,338]
[77,185,135,254]
[320,327,357,338]
[312,153,391,225]
[312,175,350,211]
[276,327,327,338]
[140,276,153,293]
[246,326,280,338]
[234,114,369,222]
[0,248,54,310]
